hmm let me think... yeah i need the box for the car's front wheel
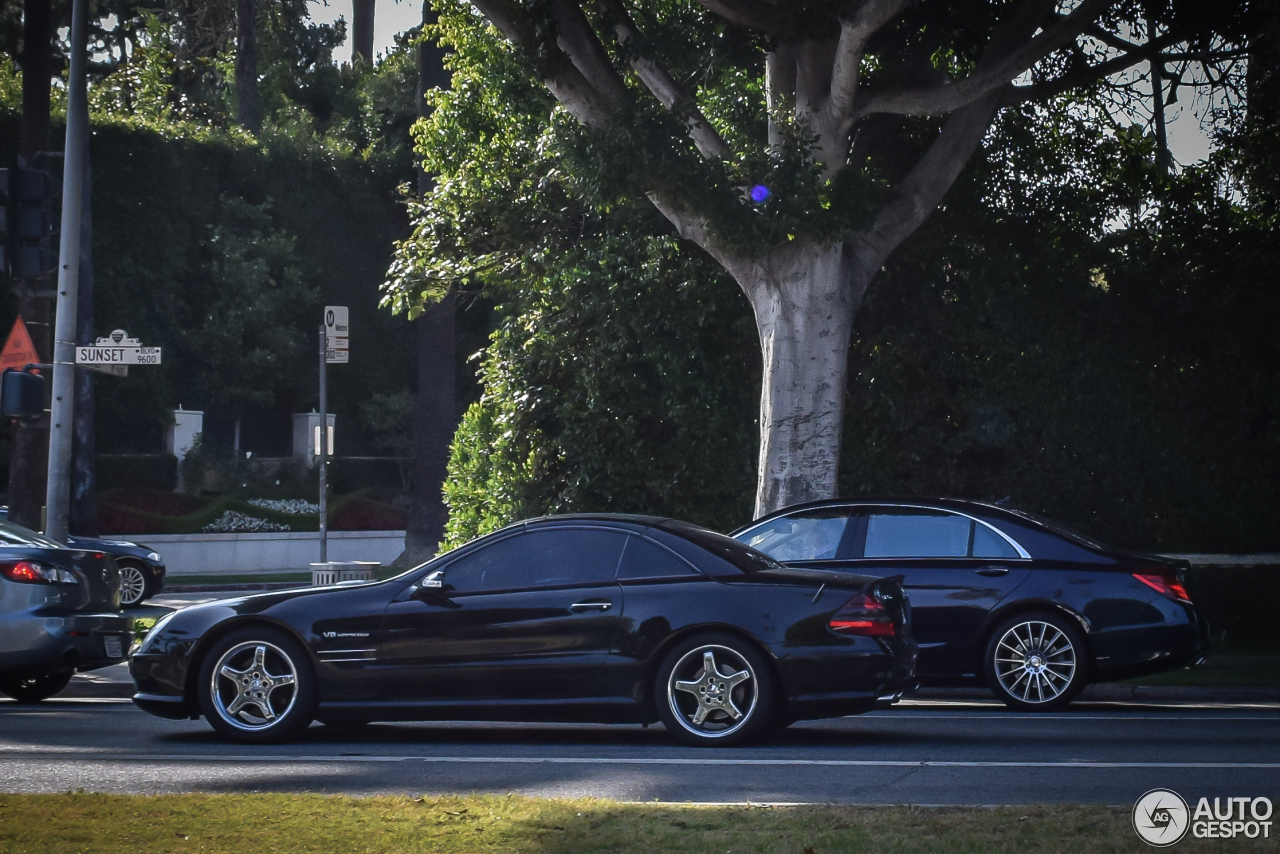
[985,612,1088,711]
[0,670,73,702]
[117,561,152,607]
[197,627,316,743]
[655,633,776,747]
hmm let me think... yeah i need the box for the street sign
[325,348,349,364]
[83,363,127,377]
[75,329,161,366]
[324,306,348,350]
[0,316,40,373]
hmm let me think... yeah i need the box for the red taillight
[829,591,897,637]
[1,561,49,584]
[1134,572,1192,604]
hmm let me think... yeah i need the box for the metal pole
[44,0,89,542]
[318,325,328,564]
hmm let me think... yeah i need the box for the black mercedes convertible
[732,498,1210,710]
[131,514,917,745]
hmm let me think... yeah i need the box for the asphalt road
[1,697,1277,805]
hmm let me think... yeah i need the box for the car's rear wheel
[985,612,1087,711]
[197,627,316,743]
[0,670,73,703]
[655,633,776,747]
[117,561,151,607]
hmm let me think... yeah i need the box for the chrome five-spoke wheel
[197,628,315,742]
[656,635,775,746]
[117,563,149,607]
[985,613,1087,711]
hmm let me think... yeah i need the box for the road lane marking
[3,754,1278,769]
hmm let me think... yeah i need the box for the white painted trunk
[728,242,862,519]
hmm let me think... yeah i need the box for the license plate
[103,635,123,659]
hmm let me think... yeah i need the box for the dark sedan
[0,507,165,606]
[731,498,1209,710]
[0,521,132,702]
[131,514,917,745]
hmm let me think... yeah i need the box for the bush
[330,497,408,531]
[327,458,407,493]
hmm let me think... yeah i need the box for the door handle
[976,567,1010,577]
[570,600,613,612]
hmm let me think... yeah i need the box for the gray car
[0,521,132,702]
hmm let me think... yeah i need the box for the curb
[162,582,308,593]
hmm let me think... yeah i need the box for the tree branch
[1000,31,1186,105]
[471,0,619,129]
[853,0,1111,118]
[547,0,629,107]
[604,0,731,159]
[825,0,912,126]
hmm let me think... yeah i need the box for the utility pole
[44,0,88,543]
[318,324,328,563]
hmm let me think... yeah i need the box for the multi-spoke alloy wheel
[197,628,315,742]
[655,634,775,746]
[985,613,1087,711]
[117,563,149,607]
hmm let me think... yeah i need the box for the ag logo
[1133,788,1190,847]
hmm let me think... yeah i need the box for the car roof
[733,497,1024,533]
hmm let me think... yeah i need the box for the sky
[307,1,1215,164]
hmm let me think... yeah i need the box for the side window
[972,523,1020,558]
[862,510,971,558]
[739,509,852,562]
[617,536,700,580]
[442,529,627,593]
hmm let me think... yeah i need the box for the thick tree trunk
[352,0,375,65]
[730,242,866,518]
[235,0,261,133]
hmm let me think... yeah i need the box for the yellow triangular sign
[0,317,41,373]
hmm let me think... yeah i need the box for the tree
[393,0,1246,518]
[235,0,260,132]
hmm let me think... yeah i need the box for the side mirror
[412,570,447,601]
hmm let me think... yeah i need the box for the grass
[0,794,1271,854]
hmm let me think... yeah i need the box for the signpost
[319,306,348,563]
[74,330,161,366]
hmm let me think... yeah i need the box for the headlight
[136,610,178,654]
[146,552,162,562]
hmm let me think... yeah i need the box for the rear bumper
[0,611,132,675]
[1091,603,1211,682]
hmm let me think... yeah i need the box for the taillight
[829,591,896,637]
[1134,571,1192,604]
[0,561,77,585]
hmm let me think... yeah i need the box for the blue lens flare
[750,184,770,203]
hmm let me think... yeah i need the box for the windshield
[0,521,66,549]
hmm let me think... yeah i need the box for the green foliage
[837,104,1280,553]
[443,229,758,547]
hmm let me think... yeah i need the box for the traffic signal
[0,165,59,280]
[0,369,46,418]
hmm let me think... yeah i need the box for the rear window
[655,520,783,574]
[0,521,64,549]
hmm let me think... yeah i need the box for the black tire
[0,670,74,703]
[197,626,316,743]
[654,632,777,747]
[984,611,1088,711]
[117,561,152,607]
